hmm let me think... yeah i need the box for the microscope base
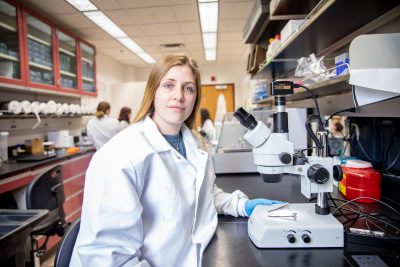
[248,203,344,248]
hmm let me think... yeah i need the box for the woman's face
[152,65,197,134]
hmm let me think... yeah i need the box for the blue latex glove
[245,198,285,216]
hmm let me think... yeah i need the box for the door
[196,83,234,129]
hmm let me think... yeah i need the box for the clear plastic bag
[295,53,334,83]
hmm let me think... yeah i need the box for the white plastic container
[48,130,70,148]
[0,131,9,161]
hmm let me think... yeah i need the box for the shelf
[29,61,52,71]
[0,53,18,62]
[82,76,94,82]
[0,114,88,120]
[275,0,399,59]
[252,97,273,105]
[0,21,16,32]
[60,70,76,77]
[59,48,75,57]
[253,0,400,80]
[81,57,93,64]
[287,74,350,102]
[27,34,51,47]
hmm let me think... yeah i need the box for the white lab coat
[70,116,248,267]
[86,115,120,149]
[119,120,130,131]
[201,119,216,143]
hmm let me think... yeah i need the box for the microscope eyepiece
[233,107,258,130]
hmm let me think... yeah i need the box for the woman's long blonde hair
[132,54,201,129]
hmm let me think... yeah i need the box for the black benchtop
[0,147,95,179]
[202,174,400,267]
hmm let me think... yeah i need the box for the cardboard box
[25,138,44,155]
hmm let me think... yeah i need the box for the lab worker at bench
[86,101,119,149]
[70,54,283,267]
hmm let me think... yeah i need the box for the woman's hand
[245,198,286,216]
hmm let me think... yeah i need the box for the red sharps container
[339,160,381,203]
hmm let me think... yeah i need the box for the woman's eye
[163,83,174,89]
[184,86,194,93]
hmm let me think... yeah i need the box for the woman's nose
[173,86,184,101]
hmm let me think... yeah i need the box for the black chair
[26,164,68,258]
[54,217,80,267]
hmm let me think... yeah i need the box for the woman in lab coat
[86,101,119,149]
[70,54,283,267]
[118,106,132,131]
[199,108,216,144]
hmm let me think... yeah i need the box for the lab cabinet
[0,0,22,84]
[0,0,97,96]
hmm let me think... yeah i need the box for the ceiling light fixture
[137,52,156,64]
[65,0,98,12]
[117,37,144,54]
[198,1,218,61]
[83,11,126,38]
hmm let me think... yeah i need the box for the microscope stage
[248,203,344,248]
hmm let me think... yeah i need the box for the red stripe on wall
[63,174,85,197]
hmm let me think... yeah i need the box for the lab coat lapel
[142,116,171,153]
[181,125,208,199]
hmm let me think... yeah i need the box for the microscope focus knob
[302,234,311,243]
[279,153,292,164]
[287,234,296,243]
[307,164,329,184]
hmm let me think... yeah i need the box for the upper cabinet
[79,41,96,95]
[57,30,78,92]
[25,12,55,88]
[0,0,22,84]
[0,0,97,96]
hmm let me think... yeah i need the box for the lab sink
[0,209,49,266]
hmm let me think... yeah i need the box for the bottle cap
[345,159,372,169]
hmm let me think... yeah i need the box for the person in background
[118,106,132,131]
[86,101,119,149]
[199,108,216,144]
[70,54,284,267]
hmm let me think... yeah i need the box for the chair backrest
[26,164,66,224]
[54,218,80,267]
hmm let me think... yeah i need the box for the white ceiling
[19,0,255,67]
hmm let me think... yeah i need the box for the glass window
[58,30,77,89]
[0,1,20,79]
[26,14,54,85]
[80,42,95,93]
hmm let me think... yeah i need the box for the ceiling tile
[183,34,202,44]
[22,0,76,15]
[219,19,247,33]
[51,13,93,29]
[219,2,254,19]
[149,35,185,46]
[140,23,181,36]
[76,27,110,40]
[90,39,121,49]
[218,41,247,49]
[118,0,171,9]
[126,7,176,24]
[172,4,198,22]
[91,0,123,10]
[120,25,145,37]
[170,0,194,4]
[133,37,153,46]
[104,10,136,26]
[184,43,203,50]
[219,32,243,42]
[179,21,201,34]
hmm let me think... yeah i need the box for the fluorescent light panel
[198,2,218,33]
[117,37,144,54]
[202,32,217,49]
[137,53,156,64]
[65,0,97,12]
[84,11,126,38]
[205,49,216,61]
